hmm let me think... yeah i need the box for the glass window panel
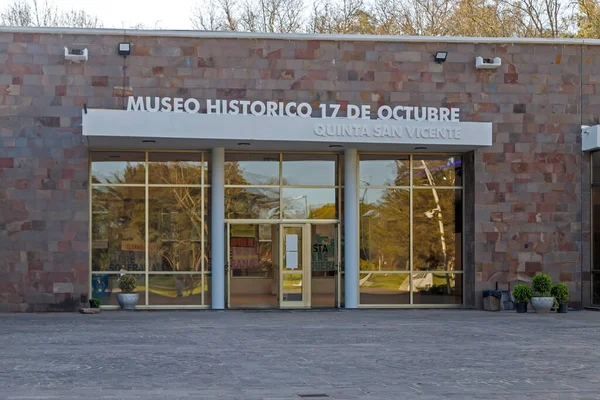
[412,273,463,304]
[225,187,279,219]
[359,155,409,187]
[593,187,600,271]
[230,224,275,278]
[148,187,203,272]
[282,188,336,219]
[92,187,145,272]
[413,189,462,272]
[311,224,337,271]
[91,274,146,306]
[593,152,600,185]
[359,273,410,305]
[147,274,203,305]
[225,153,279,185]
[229,224,278,307]
[360,189,409,271]
[91,152,145,184]
[593,273,600,305]
[204,275,211,306]
[204,153,211,185]
[204,188,211,271]
[413,156,462,187]
[148,152,204,185]
[282,154,337,186]
[282,273,303,302]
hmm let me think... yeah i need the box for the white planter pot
[530,297,554,313]
[117,293,139,310]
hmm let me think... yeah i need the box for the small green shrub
[118,274,137,293]
[550,282,569,304]
[89,298,101,308]
[531,273,552,296]
[513,284,533,303]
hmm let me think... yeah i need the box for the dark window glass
[413,189,462,272]
[412,273,463,305]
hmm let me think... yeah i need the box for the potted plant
[530,273,554,313]
[550,282,569,313]
[89,297,101,309]
[512,284,532,313]
[117,274,139,311]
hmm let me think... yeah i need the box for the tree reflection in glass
[413,156,462,186]
[91,152,145,184]
[359,189,410,271]
[149,153,204,185]
[149,187,203,271]
[91,186,145,272]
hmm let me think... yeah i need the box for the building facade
[0,27,597,311]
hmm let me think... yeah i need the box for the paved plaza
[1,309,600,399]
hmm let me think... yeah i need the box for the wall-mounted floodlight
[118,42,131,56]
[433,51,448,63]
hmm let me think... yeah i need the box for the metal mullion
[224,185,280,188]
[461,180,465,306]
[145,151,149,306]
[148,184,203,188]
[92,149,205,154]
[359,151,458,156]
[226,150,338,155]
[224,219,280,224]
[88,149,93,302]
[119,305,210,310]
[409,154,414,305]
[412,186,463,190]
[281,185,340,189]
[146,271,203,275]
[361,271,411,274]
[90,183,146,187]
[279,152,283,220]
[359,186,411,190]
[358,304,466,309]
[93,271,147,275]
[280,219,339,224]
[201,151,205,306]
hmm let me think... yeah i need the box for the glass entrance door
[280,225,309,308]
[227,223,278,308]
[310,224,339,308]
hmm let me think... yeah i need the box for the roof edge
[0,26,598,45]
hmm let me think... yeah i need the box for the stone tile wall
[0,30,592,310]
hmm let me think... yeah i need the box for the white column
[344,148,359,308]
[211,147,225,309]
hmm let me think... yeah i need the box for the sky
[0,0,200,29]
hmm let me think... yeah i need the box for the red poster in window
[230,247,260,269]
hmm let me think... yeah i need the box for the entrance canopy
[82,108,492,152]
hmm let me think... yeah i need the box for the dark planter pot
[516,302,528,313]
[557,303,568,313]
